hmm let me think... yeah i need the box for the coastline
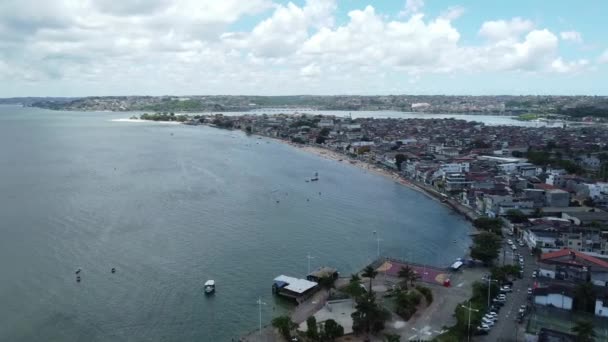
[111,118,182,124]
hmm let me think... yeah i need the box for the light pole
[306,253,315,275]
[256,297,266,341]
[460,301,479,342]
[374,233,382,258]
[487,277,499,309]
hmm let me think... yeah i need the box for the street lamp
[486,277,499,309]
[306,253,315,275]
[256,297,266,341]
[460,301,479,342]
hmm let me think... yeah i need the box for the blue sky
[0,0,607,96]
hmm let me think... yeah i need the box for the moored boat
[204,280,215,294]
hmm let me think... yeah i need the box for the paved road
[477,239,537,342]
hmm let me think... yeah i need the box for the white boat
[204,280,215,294]
[310,172,319,181]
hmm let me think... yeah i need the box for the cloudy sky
[1,0,607,97]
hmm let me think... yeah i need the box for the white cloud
[398,0,424,18]
[300,63,321,78]
[478,17,534,41]
[440,6,465,21]
[551,57,588,73]
[599,49,608,64]
[0,0,596,96]
[560,31,582,43]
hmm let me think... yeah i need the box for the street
[477,239,537,341]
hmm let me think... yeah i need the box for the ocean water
[0,106,471,341]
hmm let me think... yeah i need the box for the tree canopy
[470,232,501,265]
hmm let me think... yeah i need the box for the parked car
[481,318,495,327]
[507,239,513,245]
[486,311,498,317]
[527,288,533,295]
[532,271,537,278]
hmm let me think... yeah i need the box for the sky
[1,0,608,97]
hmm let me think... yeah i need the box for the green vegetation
[139,112,190,122]
[321,319,344,341]
[526,150,584,174]
[473,217,503,234]
[344,274,366,299]
[306,316,319,340]
[395,154,406,171]
[143,99,208,112]
[211,117,234,129]
[506,209,528,223]
[362,265,378,292]
[491,265,521,282]
[351,291,391,335]
[574,282,596,313]
[415,285,433,304]
[271,315,297,340]
[394,289,422,320]
[571,320,596,342]
[516,113,541,121]
[384,333,401,342]
[470,232,501,265]
[397,265,419,291]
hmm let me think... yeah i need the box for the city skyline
[1,0,608,96]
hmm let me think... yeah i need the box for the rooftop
[273,275,318,294]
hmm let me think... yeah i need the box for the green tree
[384,333,401,342]
[351,292,390,335]
[505,209,528,224]
[473,217,503,234]
[470,232,501,265]
[574,282,596,313]
[397,265,419,290]
[362,265,378,293]
[321,319,344,341]
[571,320,596,342]
[271,315,296,340]
[395,154,406,171]
[306,316,319,340]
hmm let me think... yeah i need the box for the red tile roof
[540,248,608,268]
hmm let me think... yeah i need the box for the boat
[310,172,319,182]
[204,280,215,294]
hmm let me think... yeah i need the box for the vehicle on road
[527,288,533,295]
[532,271,537,278]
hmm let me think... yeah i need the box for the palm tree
[398,265,419,290]
[362,265,378,292]
[350,273,361,283]
[571,320,596,342]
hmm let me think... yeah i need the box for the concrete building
[533,286,574,310]
[596,296,608,318]
[562,211,608,226]
[272,275,318,303]
[545,189,570,207]
[538,249,608,286]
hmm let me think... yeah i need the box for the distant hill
[0,97,78,106]
[4,95,608,117]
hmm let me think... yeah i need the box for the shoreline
[110,118,182,124]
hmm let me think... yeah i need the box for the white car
[527,288,533,295]
[477,324,491,332]
[500,286,512,293]
[507,239,513,245]
[486,311,498,317]
[481,318,495,326]
[511,245,517,251]
[519,242,525,247]
[532,271,537,278]
[484,314,497,322]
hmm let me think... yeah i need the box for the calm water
[0,106,471,341]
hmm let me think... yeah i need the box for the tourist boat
[204,280,215,294]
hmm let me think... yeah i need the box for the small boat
[111,268,116,274]
[75,268,81,275]
[76,276,81,282]
[310,172,319,182]
[204,280,215,294]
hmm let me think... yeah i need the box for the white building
[533,288,573,310]
[596,298,608,317]
[440,162,470,173]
